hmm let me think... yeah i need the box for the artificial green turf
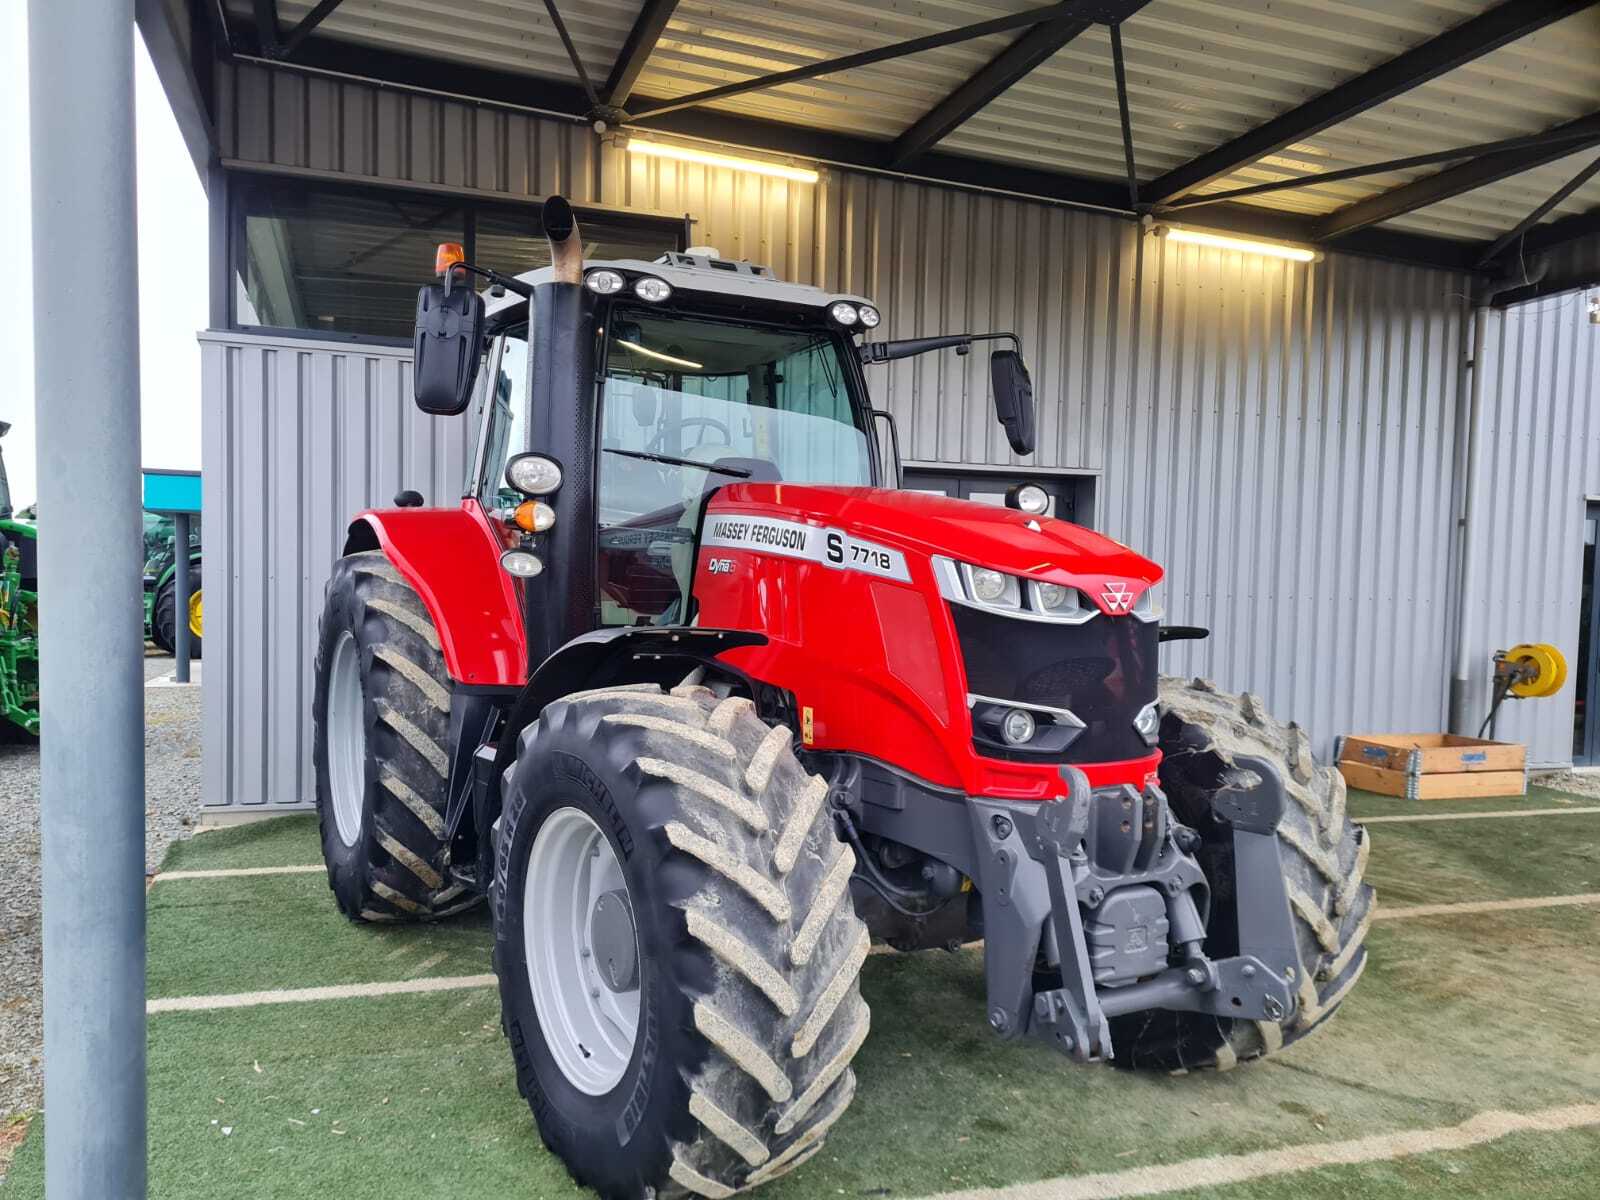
[160,814,321,871]
[1139,1126,1600,1200]
[8,797,1600,1199]
[1346,783,1594,820]
[7,902,1600,1200]
[146,873,492,999]
[1361,812,1600,908]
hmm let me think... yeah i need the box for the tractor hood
[707,483,1162,601]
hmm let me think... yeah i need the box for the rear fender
[344,500,526,687]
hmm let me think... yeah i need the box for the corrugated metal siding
[205,60,1590,809]
[201,334,475,809]
[1463,287,1600,765]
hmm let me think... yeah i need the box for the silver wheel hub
[327,630,366,848]
[524,807,642,1095]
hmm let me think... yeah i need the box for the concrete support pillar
[28,1,148,1195]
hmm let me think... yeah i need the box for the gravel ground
[1530,768,1600,799]
[0,652,203,1125]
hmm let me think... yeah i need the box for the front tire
[311,551,475,922]
[494,682,870,1199]
[1112,677,1374,1071]
[153,568,203,658]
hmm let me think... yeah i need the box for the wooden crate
[1337,733,1526,800]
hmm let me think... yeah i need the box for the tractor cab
[472,258,886,628]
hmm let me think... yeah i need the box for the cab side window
[477,326,530,506]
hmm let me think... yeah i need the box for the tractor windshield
[596,310,872,626]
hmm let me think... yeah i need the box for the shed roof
[203,1,1600,286]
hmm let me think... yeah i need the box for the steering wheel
[646,416,732,457]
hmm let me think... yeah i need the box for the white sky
[0,10,209,510]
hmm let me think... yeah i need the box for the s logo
[825,532,844,564]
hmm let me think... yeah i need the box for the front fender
[345,500,526,687]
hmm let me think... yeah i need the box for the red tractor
[313,198,1371,1198]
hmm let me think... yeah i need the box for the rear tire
[153,568,203,659]
[311,550,475,922]
[1112,676,1374,1071]
[494,681,870,1199]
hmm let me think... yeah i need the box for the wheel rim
[188,590,203,639]
[524,806,641,1095]
[327,630,366,848]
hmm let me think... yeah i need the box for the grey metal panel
[204,60,1592,811]
[1462,288,1599,765]
[199,333,473,809]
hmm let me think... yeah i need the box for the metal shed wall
[1464,285,1600,765]
[202,61,1589,811]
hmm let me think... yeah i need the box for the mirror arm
[860,330,1021,365]
[444,262,534,299]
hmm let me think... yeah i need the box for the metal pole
[1448,306,1489,735]
[173,513,192,684]
[28,1,148,1196]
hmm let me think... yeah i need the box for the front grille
[950,604,1158,763]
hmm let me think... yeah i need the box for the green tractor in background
[143,509,202,658]
[0,420,39,737]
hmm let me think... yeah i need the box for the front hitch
[968,756,1303,1062]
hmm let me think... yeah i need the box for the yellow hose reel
[1498,643,1567,699]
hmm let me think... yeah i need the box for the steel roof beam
[603,0,679,107]
[280,0,348,59]
[1156,127,1600,212]
[1146,0,1599,204]
[251,0,279,55]
[1312,110,1600,241]
[627,2,1106,121]
[1477,153,1600,266]
[889,3,1155,169]
[543,0,599,105]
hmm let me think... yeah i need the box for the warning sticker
[701,514,911,582]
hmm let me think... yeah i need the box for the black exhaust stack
[525,195,599,670]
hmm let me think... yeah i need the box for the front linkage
[841,756,1301,1064]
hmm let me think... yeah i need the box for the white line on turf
[146,974,496,1014]
[151,864,325,882]
[921,1102,1600,1200]
[1373,893,1600,921]
[1361,805,1600,824]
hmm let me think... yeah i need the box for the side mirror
[990,349,1035,455]
[412,282,486,416]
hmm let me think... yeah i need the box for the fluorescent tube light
[626,138,819,184]
[616,339,703,370]
[1162,226,1318,263]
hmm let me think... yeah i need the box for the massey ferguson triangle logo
[1101,581,1135,613]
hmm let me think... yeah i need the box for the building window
[228,174,686,342]
[901,468,1096,527]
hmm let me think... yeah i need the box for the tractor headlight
[585,269,625,295]
[500,548,544,578]
[1034,581,1075,613]
[1134,700,1160,745]
[506,453,563,496]
[1132,582,1163,623]
[857,304,881,328]
[965,565,1020,609]
[1007,483,1050,515]
[1001,708,1037,746]
[633,276,672,303]
[828,301,860,326]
